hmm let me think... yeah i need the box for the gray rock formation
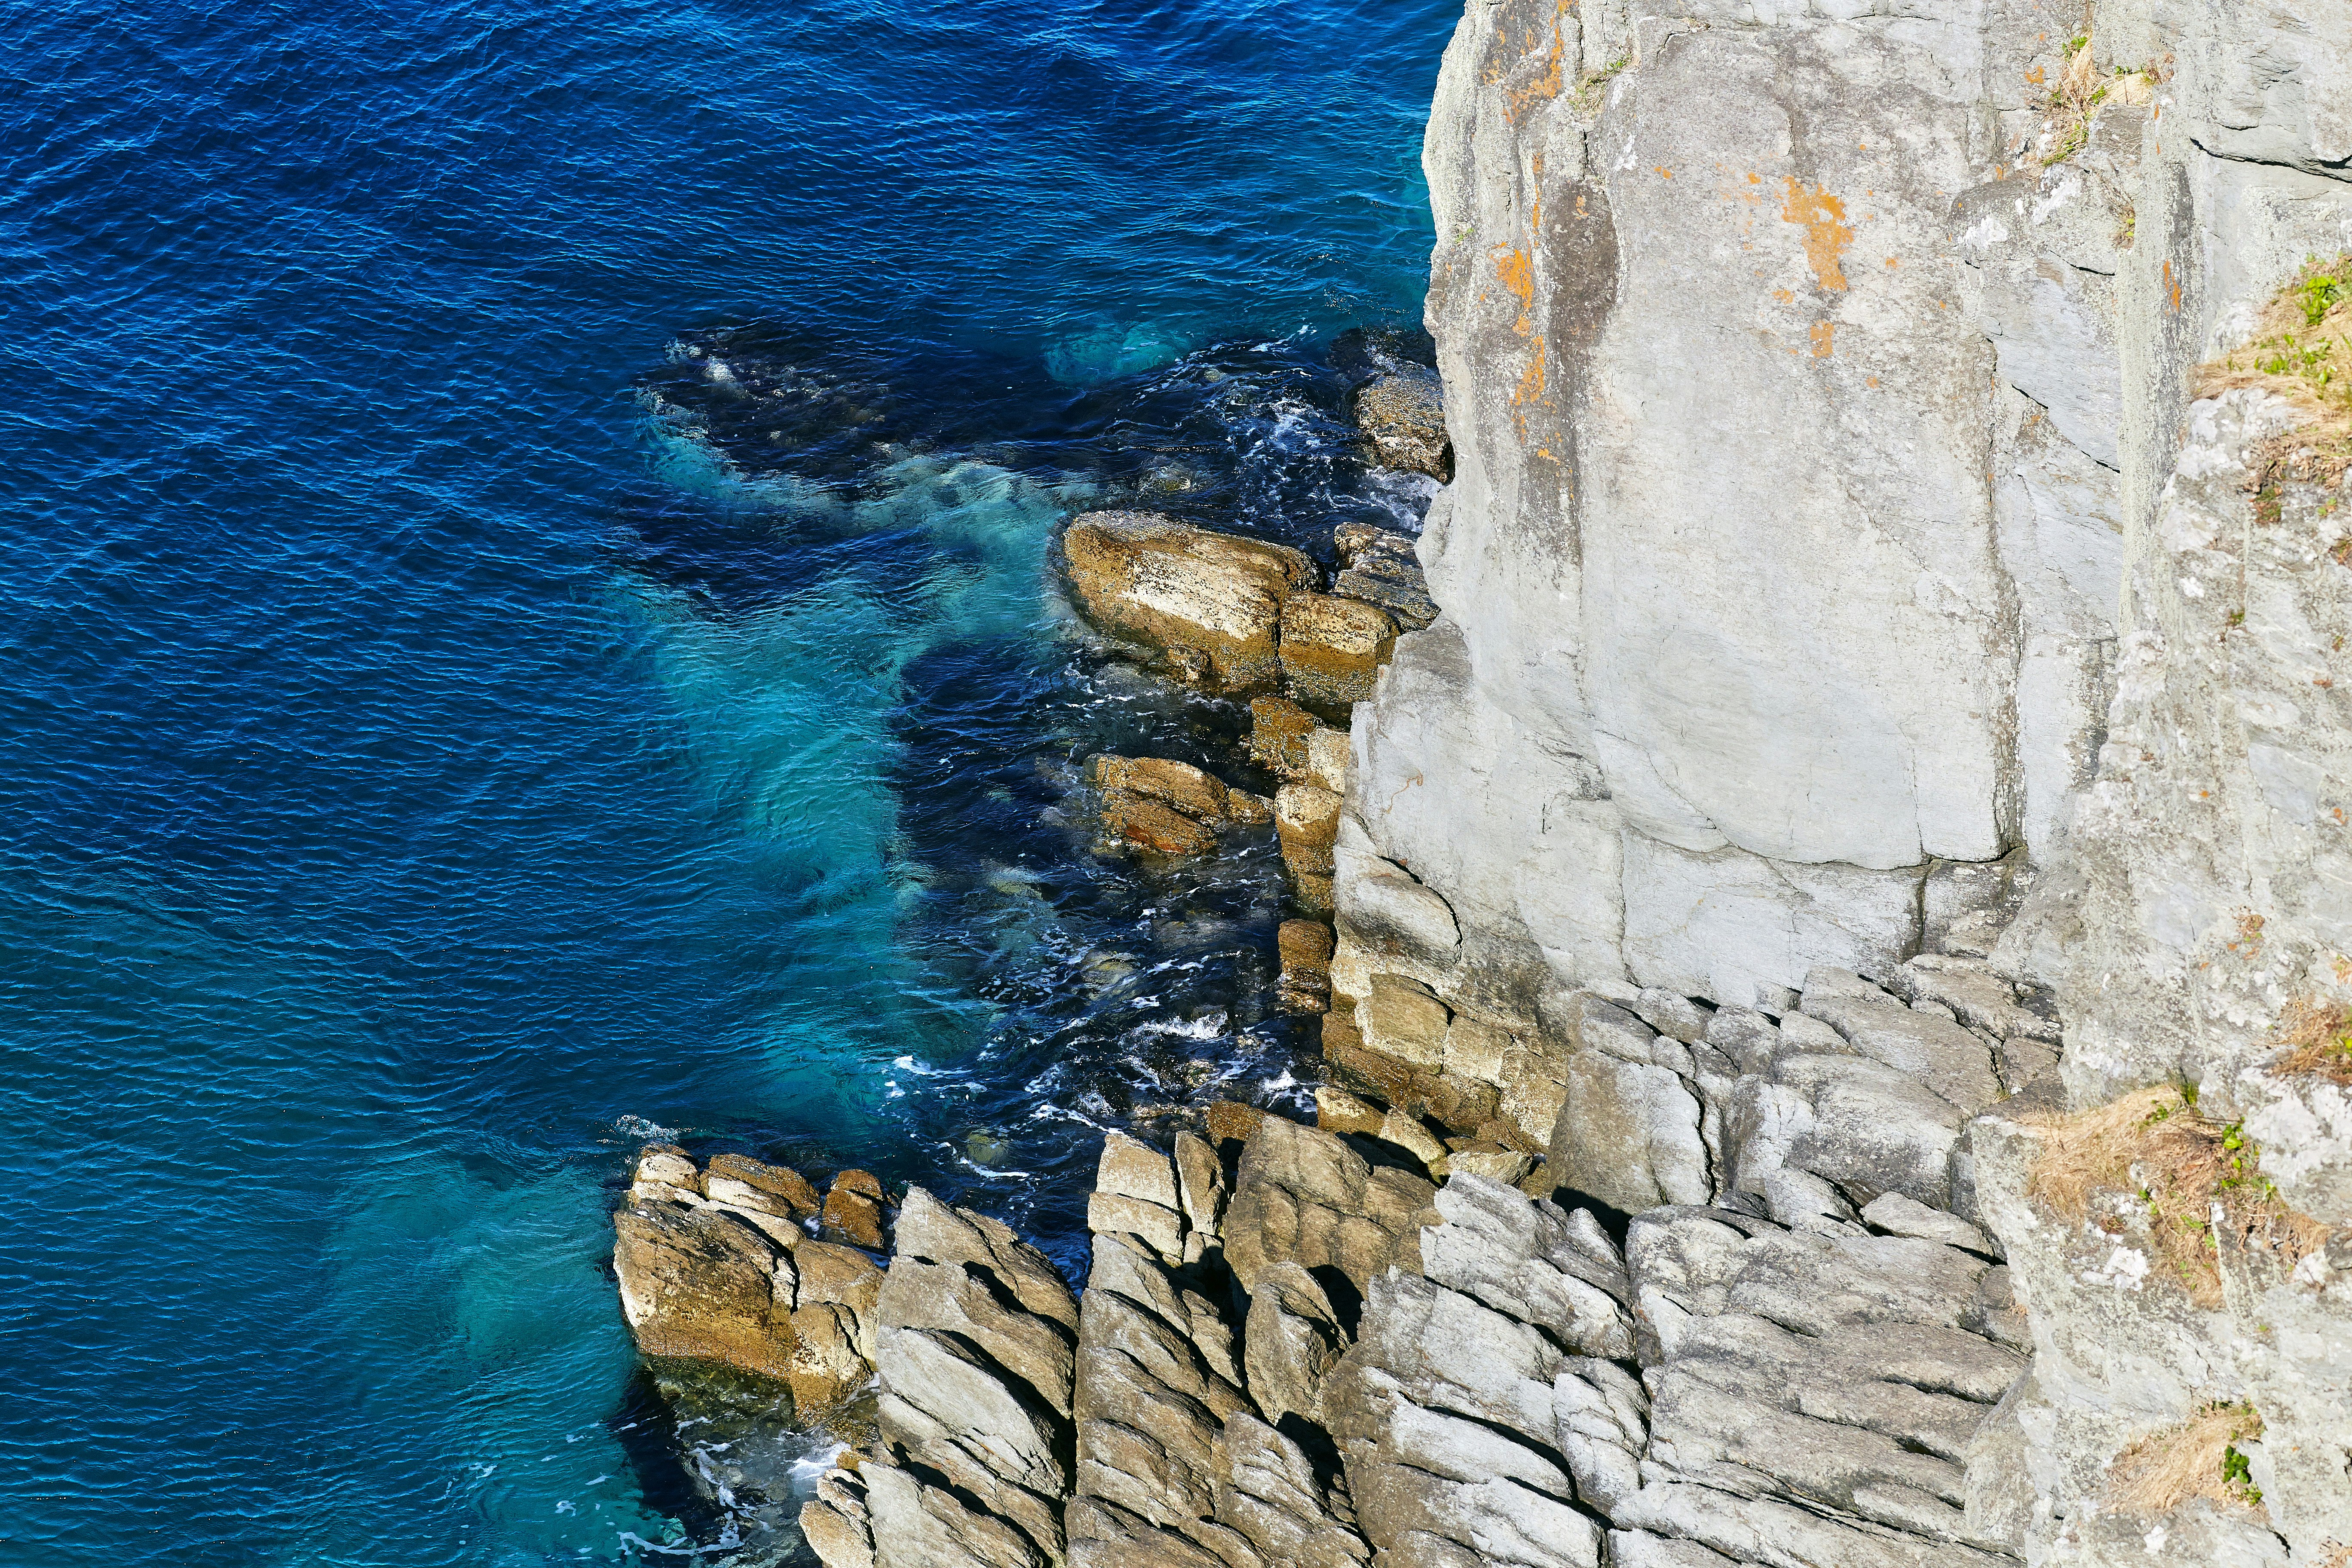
[711,6,2352,1567]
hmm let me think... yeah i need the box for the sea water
[0,0,1459,1561]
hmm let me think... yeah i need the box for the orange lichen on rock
[1500,0,1573,123]
[1780,178,1854,291]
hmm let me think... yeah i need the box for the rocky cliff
[619,2,2352,1564]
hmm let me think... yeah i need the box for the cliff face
[1327,0,2352,1562]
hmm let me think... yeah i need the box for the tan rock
[703,1152,821,1220]
[631,1144,700,1204]
[1278,917,1335,972]
[832,1168,886,1200]
[796,1239,885,1317]
[1315,1084,1387,1138]
[1361,973,1449,1069]
[1061,510,1311,692]
[1292,871,1334,913]
[1084,1191,1184,1258]
[1225,789,1273,826]
[1303,725,1348,793]
[1171,1132,1225,1240]
[1223,1115,1439,1293]
[1377,1108,1450,1173]
[1248,695,1319,777]
[1100,790,1217,857]
[1350,373,1451,479]
[1274,783,1342,878]
[1085,754,1229,821]
[1446,1147,1536,1186]
[1205,1099,1265,1152]
[1280,593,1396,710]
[1278,918,1334,1014]
[612,1201,795,1380]
[821,1185,888,1251]
[1094,1130,1179,1209]
[787,1302,868,1409]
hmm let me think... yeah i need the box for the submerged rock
[1084,753,1267,859]
[1061,510,1311,692]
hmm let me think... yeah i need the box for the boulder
[1350,372,1451,479]
[1277,918,1334,1014]
[1102,791,1218,857]
[1547,1050,1711,1212]
[1062,511,1311,692]
[1087,754,1233,823]
[612,1199,796,1381]
[1280,593,1396,710]
[703,1152,822,1220]
[1331,524,1439,632]
[787,1302,867,1408]
[1243,1260,1350,1425]
[1086,1132,1185,1261]
[1248,696,1320,776]
[1223,1114,1437,1294]
[1274,782,1341,879]
[822,1179,890,1251]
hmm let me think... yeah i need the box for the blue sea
[0,1,1455,1562]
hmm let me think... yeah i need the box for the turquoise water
[0,0,1455,1561]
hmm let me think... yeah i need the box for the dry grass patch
[2196,254,2352,492]
[2106,1401,2266,1514]
[2036,38,2154,166]
[2275,995,2352,1085]
[2026,1087,2329,1307]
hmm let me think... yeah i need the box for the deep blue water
[0,1,1455,1562]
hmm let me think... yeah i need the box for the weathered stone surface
[787,1301,867,1408]
[822,1182,889,1251]
[1248,696,1318,777]
[1062,511,1310,692]
[1088,1133,1185,1261]
[1223,1115,1437,1294]
[803,1467,877,1568]
[1547,1047,1710,1213]
[1242,1260,1347,1427]
[851,1188,1081,1562]
[864,1460,1048,1568]
[1419,1174,1632,1359]
[1071,1237,1243,1512]
[1216,1410,1372,1568]
[630,1143,700,1204]
[1323,1268,1605,1568]
[1273,782,1341,880]
[1331,524,1439,633]
[613,1197,796,1380]
[1621,1208,2027,1561]
[1801,990,2003,1119]
[1277,918,1334,1014]
[1101,791,1218,858]
[1279,593,1395,711]
[1087,755,1233,824]
[1351,371,1450,479]
[703,1151,823,1219]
